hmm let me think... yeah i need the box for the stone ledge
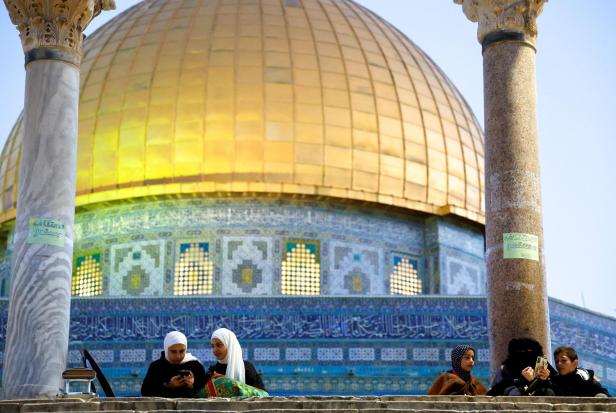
[0,396,613,413]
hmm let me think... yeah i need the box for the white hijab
[164,331,197,364]
[211,328,245,384]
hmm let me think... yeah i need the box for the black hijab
[503,337,543,377]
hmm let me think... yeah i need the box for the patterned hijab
[451,345,475,382]
[212,328,245,384]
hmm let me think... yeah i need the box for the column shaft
[483,41,550,373]
[2,60,79,398]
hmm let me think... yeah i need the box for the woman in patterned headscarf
[428,344,487,395]
[206,327,266,391]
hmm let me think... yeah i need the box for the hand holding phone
[534,356,548,379]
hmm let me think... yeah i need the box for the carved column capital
[454,0,547,47]
[3,0,116,62]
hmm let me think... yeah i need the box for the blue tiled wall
[0,296,613,396]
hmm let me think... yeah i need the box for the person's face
[211,338,227,361]
[460,349,475,373]
[555,354,578,375]
[167,343,186,364]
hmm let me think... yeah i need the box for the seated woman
[487,337,556,396]
[206,327,266,391]
[552,346,609,397]
[428,345,487,395]
[141,331,207,398]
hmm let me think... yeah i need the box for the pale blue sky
[0,1,614,317]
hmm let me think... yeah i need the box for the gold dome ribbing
[0,0,484,224]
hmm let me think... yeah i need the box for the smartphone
[534,356,547,377]
[179,370,191,377]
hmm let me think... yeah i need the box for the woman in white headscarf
[207,327,266,391]
[141,331,207,398]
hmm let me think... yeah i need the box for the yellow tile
[324,106,351,128]
[295,143,323,165]
[325,125,351,147]
[265,121,293,141]
[264,141,293,162]
[353,149,378,173]
[352,170,378,192]
[295,123,323,144]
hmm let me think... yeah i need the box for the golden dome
[0,0,484,224]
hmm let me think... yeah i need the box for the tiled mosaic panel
[174,242,213,295]
[73,198,425,246]
[328,241,383,295]
[72,252,103,296]
[390,254,422,295]
[282,240,320,295]
[222,237,273,295]
[109,241,164,296]
[443,255,484,295]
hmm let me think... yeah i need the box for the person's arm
[190,361,208,392]
[141,362,166,397]
[589,376,610,397]
[244,361,266,391]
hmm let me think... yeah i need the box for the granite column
[455,0,550,376]
[2,0,114,399]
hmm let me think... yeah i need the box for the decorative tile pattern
[72,252,103,296]
[282,240,320,295]
[317,348,343,361]
[120,349,145,363]
[390,255,422,295]
[110,241,164,296]
[477,348,490,363]
[192,348,215,363]
[382,348,407,361]
[89,350,114,364]
[68,350,82,364]
[286,348,312,361]
[349,348,375,361]
[254,347,280,361]
[222,237,273,295]
[443,256,483,295]
[329,241,383,295]
[606,367,616,382]
[174,242,213,295]
[412,348,439,361]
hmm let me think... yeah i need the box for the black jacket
[141,352,207,398]
[552,369,610,397]
[207,360,266,391]
[488,362,558,396]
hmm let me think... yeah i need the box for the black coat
[552,369,610,397]
[141,352,207,398]
[488,362,558,396]
[207,360,266,391]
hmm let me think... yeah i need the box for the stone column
[2,0,114,399]
[455,0,549,376]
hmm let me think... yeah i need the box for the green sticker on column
[27,218,65,247]
[503,233,538,261]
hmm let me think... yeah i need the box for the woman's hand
[182,371,195,389]
[521,366,535,382]
[166,375,185,388]
[537,366,550,380]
